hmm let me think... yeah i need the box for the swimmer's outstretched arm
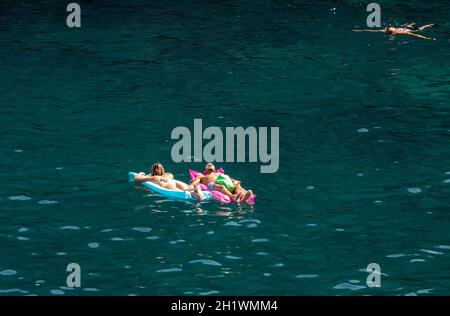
[352,29,385,33]
[405,32,435,41]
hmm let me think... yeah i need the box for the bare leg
[175,182,189,190]
[176,182,205,201]
[403,23,416,28]
[419,24,434,31]
[233,183,244,202]
[234,183,243,192]
[192,185,205,202]
[405,32,435,40]
[164,182,183,191]
[235,191,244,203]
[213,184,235,199]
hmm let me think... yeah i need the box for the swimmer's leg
[403,23,417,28]
[418,24,434,31]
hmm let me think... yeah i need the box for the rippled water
[1,0,450,295]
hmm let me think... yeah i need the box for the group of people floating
[134,162,253,203]
[134,23,436,202]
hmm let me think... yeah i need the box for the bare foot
[241,190,253,203]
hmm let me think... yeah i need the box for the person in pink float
[190,163,253,203]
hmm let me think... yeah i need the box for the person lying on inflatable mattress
[191,163,253,203]
[135,162,206,202]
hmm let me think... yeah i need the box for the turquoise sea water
[1,0,450,295]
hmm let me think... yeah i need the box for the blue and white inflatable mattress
[128,172,212,202]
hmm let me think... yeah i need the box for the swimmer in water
[135,162,205,201]
[353,23,435,41]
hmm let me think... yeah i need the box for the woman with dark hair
[353,23,435,40]
[135,163,205,201]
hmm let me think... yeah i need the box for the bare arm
[134,173,158,182]
[404,32,435,41]
[352,29,385,33]
[191,175,203,186]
